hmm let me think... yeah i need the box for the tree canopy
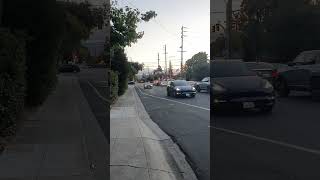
[185,52,209,81]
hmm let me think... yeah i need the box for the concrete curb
[132,86,198,180]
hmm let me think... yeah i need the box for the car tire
[277,79,289,97]
[191,94,196,98]
[167,90,170,97]
[196,85,201,92]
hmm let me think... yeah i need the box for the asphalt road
[212,91,320,180]
[135,84,210,180]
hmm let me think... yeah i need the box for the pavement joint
[110,164,184,174]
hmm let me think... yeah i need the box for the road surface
[212,91,320,180]
[136,84,210,180]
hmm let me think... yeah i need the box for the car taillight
[271,70,278,78]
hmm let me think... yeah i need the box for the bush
[0,29,26,135]
[3,0,65,106]
[111,48,129,96]
[110,70,118,103]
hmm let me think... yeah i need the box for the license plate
[243,102,255,109]
[186,93,191,97]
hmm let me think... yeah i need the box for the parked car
[275,50,320,99]
[211,60,275,113]
[128,81,135,85]
[194,77,210,92]
[58,64,80,73]
[245,62,278,86]
[167,80,196,98]
[144,83,153,89]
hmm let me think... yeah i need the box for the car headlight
[192,87,196,91]
[176,88,181,91]
[263,80,273,90]
[212,83,226,92]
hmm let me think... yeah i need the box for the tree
[109,1,157,94]
[240,0,320,62]
[185,52,209,81]
[128,62,144,81]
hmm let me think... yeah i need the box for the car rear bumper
[212,96,275,110]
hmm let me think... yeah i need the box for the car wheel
[191,94,196,98]
[196,85,201,92]
[167,90,170,97]
[277,79,289,97]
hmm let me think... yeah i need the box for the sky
[115,0,210,72]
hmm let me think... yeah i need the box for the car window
[202,77,209,82]
[173,80,188,86]
[294,51,320,64]
[212,61,256,78]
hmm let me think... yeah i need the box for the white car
[144,83,153,89]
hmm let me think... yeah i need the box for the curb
[132,86,198,180]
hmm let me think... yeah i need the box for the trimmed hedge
[0,29,26,135]
[110,70,118,103]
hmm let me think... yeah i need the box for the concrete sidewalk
[110,86,197,180]
[0,75,109,180]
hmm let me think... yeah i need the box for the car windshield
[246,62,274,70]
[174,80,188,86]
[212,61,256,78]
[294,51,320,63]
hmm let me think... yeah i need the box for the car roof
[212,59,244,63]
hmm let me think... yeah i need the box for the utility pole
[226,0,232,59]
[164,45,168,80]
[157,53,160,69]
[179,26,187,78]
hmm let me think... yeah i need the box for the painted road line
[211,126,320,155]
[136,86,210,111]
[87,80,110,103]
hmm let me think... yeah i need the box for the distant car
[128,81,135,85]
[167,80,196,98]
[153,80,161,86]
[194,77,210,92]
[275,50,320,99]
[139,79,145,83]
[211,60,275,113]
[144,83,153,89]
[245,62,278,86]
[58,64,80,73]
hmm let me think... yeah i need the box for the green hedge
[0,30,26,135]
[110,70,118,103]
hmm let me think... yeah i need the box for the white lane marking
[136,86,210,111]
[87,81,110,103]
[211,126,320,155]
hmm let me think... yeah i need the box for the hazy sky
[115,0,210,71]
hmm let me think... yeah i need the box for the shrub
[110,70,118,103]
[0,29,26,135]
[111,48,129,96]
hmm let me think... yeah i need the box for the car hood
[213,76,266,91]
[175,86,194,91]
